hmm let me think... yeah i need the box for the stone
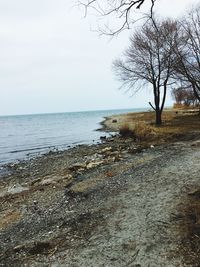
[40,177,57,185]
[86,161,104,169]
[7,184,29,195]
[30,178,41,186]
[39,174,73,186]
[68,163,87,172]
[109,151,121,156]
[101,147,112,153]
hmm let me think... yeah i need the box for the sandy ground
[1,112,200,266]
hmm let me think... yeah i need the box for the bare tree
[171,87,185,105]
[174,5,200,102]
[113,18,178,125]
[172,87,198,106]
[79,0,156,35]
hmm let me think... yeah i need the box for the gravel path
[58,141,199,267]
[1,138,200,266]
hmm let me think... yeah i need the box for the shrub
[119,124,134,137]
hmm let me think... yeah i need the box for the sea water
[0,108,147,165]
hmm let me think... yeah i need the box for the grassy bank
[102,108,200,144]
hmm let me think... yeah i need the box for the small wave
[9,146,55,154]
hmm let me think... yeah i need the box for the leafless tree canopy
[171,87,199,106]
[79,0,156,34]
[174,5,200,101]
[79,0,200,124]
[113,17,178,124]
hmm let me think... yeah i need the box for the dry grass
[173,103,200,109]
[173,103,191,109]
[119,122,156,141]
[133,122,156,141]
[117,108,200,145]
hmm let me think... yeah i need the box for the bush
[119,124,134,137]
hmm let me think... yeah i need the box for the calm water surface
[0,108,147,165]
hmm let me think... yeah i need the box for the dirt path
[61,141,199,267]
[1,138,200,266]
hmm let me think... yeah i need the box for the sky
[0,0,199,116]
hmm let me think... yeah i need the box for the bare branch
[78,0,157,35]
[149,101,156,110]
[113,17,178,124]
[174,5,200,101]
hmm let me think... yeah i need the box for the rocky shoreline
[1,113,200,266]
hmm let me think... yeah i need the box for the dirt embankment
[1,110,200,266]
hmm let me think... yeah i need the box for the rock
[112,119,117,123]
[39,174,73,186]
[150,145,155,148]
[30,178,41,185]
[86,161,104,169]
[68,163,87,172]
[121,150,129,154]
[112,157,118,162]
[109,151,121,156]
[7,184,29,195]
[18,166,24,170]
[40,177,57,185]
[101,147,112,153]
[76,168,85,174]
[100,136,107,141]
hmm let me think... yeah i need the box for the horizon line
[0,106,150,118]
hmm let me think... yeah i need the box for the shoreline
[1,109,200,265]
[0,108,149,167]
[0,109,169,171]
[0,108,167,167]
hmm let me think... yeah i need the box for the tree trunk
[191,82,200,102]
[155,109,162,125]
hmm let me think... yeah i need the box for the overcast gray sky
[0,0,199,116]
